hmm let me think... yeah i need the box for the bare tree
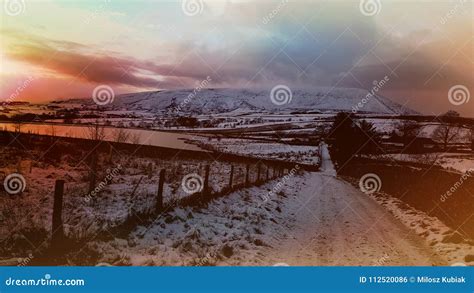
[396,120,422,146]
[357,119,381,154]
[314,123,331,141]
[85,120,106,141]
[432,111,462,151]
[49,125,56,137]
[470,128,474,152]
[130,133,141,145]
[107,128,131,163]
[418,153,440,166]
[112,128,131,143]
[85,120,106,194]
[13,121,22,133]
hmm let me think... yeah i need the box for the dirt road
[257,145,444,266]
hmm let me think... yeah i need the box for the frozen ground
[364,153,474,173]
[0,146,256,256]
[191,137,319,166]
[365,191,474,266]
[88,147,451,266]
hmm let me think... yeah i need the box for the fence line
[48,158,305,250]
[0,130,320,250]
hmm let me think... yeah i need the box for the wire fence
[0,130,319,251]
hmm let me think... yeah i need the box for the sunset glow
[0,0,473,116]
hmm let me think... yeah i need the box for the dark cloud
[7,43,160,88]
[2,0,472,115]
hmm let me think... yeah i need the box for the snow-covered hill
[63,87,416,115]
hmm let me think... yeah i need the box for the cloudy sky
[0,0,473,116]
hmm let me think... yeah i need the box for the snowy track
[92,144,445,266]
[257,171,444,266]
[255,145,443,266]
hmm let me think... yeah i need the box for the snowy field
[0,145,271,258]
[363,153,474,173]
[191,137,320,166]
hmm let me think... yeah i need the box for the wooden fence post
[229,165,234,189]
[256,163,261,184]
[107,144,113,163]
[88,152,98,194]
[203,165,210,197]
[51,180,65,249]
[245,164,250,187]
[156,169,165,213]
[147,162,153,179]
[129,176,144,198]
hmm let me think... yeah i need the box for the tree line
[327,111,474,171]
